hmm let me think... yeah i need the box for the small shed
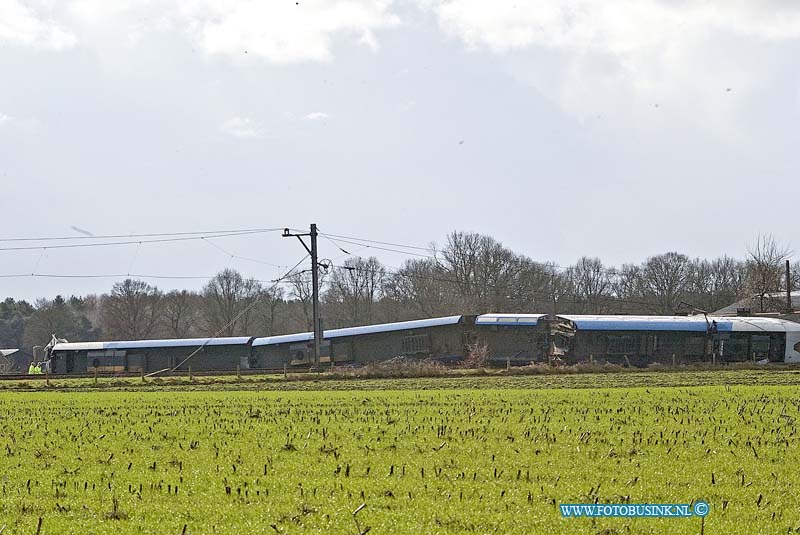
[51,337,253,373]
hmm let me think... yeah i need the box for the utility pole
[787,259,793,314]
[283,224,322,367]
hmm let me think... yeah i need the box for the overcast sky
[1,1,799,301]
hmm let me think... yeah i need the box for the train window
[87,350,126,372]
[794,342,800,353]
[751,336,770,355]
[724,336,750,360]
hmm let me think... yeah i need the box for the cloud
[0,112,42,134]
[179,0,400,63]
[418,1,800,124]
[0,0,77,49]
[3,1,399,64]
[220,116,263,139]
[422,1,800,54]
[304,112,330,121]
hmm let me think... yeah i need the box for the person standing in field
[28,361,36,374]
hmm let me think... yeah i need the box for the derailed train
[34,313,800,374]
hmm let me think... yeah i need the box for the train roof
[558,314,800,333]
[719,316,800,333]
[0,349,19,357]
[474,314,546,326]
[476,313,800,333]
[253,315,464,347]
[52,337,253,352]
[559,315,724,332]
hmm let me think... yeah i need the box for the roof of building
[0,349,19,357]
[474,314,546,326]
[53,337,253,352]
[252,316,463,347]
[714,291,800,315]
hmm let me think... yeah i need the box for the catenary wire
[0,230,276,252]
[0,227,288,243]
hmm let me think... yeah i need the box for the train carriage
[251,316,471,368]
[50,337,252,374]
[475,313,800,365]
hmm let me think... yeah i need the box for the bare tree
[100,280,162,340]
[706,256,749,311]
[327,256,386,325]
[383,258,453,318]
[202,269,262,336]
[438,231,523,312]
[745,234,791,312]
[613,263,645,310]
[684,259,716,312]
[513,259,554,312]
[640,252,692,314]
[162,290,200,338]
[255,285,285,336]
[286,271,315,330]
[546,267,573,315]
[439,231,483,308]
[567,257,612,313]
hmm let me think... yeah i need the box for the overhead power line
[201,238,289,269]
[318,231,436,252]
[0,227,288,243]
[0,229,275,252]
[0,271,305,285]
[318,235,434,258]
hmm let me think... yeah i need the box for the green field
[2,373,800,534]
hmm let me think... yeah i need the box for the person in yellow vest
[34,363,43,374]
[28,362,36,375]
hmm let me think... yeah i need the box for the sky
[1,0,799,301]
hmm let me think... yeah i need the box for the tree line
[1,232,797,351]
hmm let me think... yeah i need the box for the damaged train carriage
[250,316,474,368]
[475,313,800,365]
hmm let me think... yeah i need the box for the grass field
[2,372,800,534]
